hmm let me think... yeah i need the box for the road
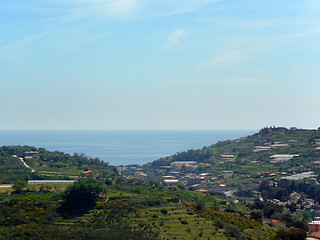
[13,155,35,172]
[224,189,237,198]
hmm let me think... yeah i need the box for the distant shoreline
[0,130,254,166]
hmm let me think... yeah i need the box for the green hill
[0,145,118,184]
[143,127,320,188]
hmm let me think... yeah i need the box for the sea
[0,130,255,166]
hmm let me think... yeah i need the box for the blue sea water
[0,130,255,166]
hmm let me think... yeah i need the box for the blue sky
[1,0,320,130]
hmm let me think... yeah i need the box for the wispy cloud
[195,51,246,70]
[76,0,139,19]
[0,31,50,62]
[50,0,220,20]
[0,31,50,49]
[164,29,188,48]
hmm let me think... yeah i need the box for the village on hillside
[118,127,320,237]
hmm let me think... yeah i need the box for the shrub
[160,208,168,215]
[181,220,189,225]
[225,224,245,239]
[213,219,224,228]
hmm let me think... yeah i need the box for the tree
[61,178,104,215]
[12,179,27,193]
[277,228,306,240]
[225,224,245,239]
[250,209,263,222]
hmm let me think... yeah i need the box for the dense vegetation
[0,177,281,240]
[259,178,320,202]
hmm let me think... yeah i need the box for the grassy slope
[51,184,277,240]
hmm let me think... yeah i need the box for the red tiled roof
[199,163,212,166]
[196,189,208,193]
[311,231,320,238]
[185,164,197,168]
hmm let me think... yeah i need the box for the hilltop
[0,145,118,184]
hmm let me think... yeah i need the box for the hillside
[139,127,320,189]
[0,145,118,184]
[0,144,280,239]
[0,177,281,240]
[1,128,318,239]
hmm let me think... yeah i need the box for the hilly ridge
[141,127,320,188]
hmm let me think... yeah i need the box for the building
[281,171,316,181]
[28,180,75,185]
[196,189,209,195]
[164,179,179,184]
[271,143,289,147]
[24,151,39,156]
[221,171,233,178]
[220,154,236,159]
[308,221,320,233]
[254,146,272,152]
[170,161,197,169]
[289,192,302,203]
[270,154,299,163]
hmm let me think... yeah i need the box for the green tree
[250,209,263,222]
[225,224,245,239]
[277,228,306,240]
[61,178,104,215]
[12,179,27,193]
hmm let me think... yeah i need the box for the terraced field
[132,203,233,240]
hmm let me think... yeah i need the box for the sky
[1,0,320,130]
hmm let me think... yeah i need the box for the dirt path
[13,155,35,172]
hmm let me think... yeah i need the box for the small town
[118,127,320,239]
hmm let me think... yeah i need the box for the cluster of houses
[118,133,320,211]
[118,160,238,198]
[268,191,316,210]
